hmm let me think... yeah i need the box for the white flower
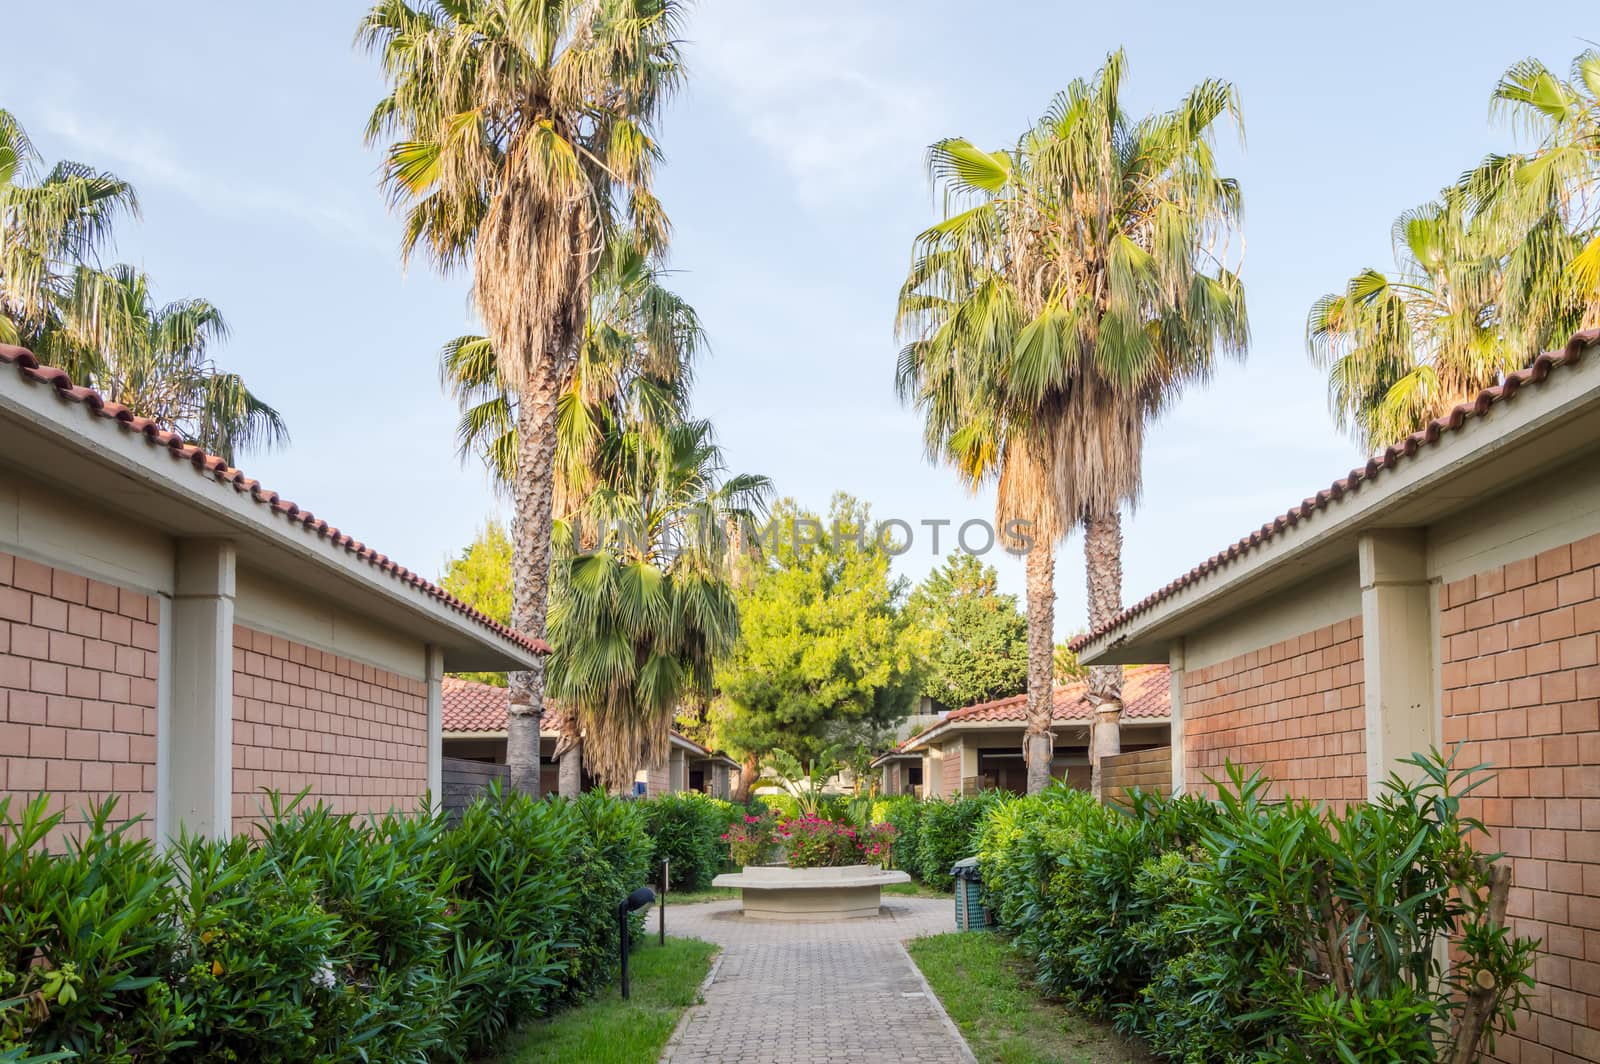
[312,959,337,991]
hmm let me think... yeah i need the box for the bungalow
[1074,331,1600,1064]
[0,344,547,847]
[876,664,1171,797]
[440,676,741,799]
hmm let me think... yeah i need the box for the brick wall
[231,625,428,833]
[1181,617,1365,803]
[1440,535,1600,1064]
[0,552,159,846]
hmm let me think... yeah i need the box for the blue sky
[4,2,1594,637]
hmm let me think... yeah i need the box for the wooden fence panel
[1100,746,1171,809]
[441,757,508,820]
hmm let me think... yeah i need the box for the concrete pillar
[161,540,236,839]
[154,592,175,847]
[668,747,686,793]
[1359,530,1438,792]
[1168,639,1187,796]
[425,646,444,813]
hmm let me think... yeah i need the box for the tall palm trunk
[1084,509,1124,800]
[558,746,583,797]
[1023,541,1056,794]
[550,704,583,798]
[508,355,565,797]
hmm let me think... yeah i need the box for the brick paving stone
[659,896,975,1064]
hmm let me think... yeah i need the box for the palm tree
[546,418,770,790]
[1470,50,1600,338]
[440,232,703,502]
[0,109,137,351]
[59,265,287,463]
[360,0,686,795]
[440,232,705,794]
[3,112,284,462]
[898,50,1247,795]
[1308,194,1519,451]
[1312,51,1598,451]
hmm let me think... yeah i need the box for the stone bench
[711,864,912,921]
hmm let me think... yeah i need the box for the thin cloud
[37,108,389,253]
[690,4,937,208]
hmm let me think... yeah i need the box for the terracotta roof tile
[0,343,550,658]
[1071,330,1600,653]
[905,664,1169,749]
[442,678,723,761]
[442,676,514,731]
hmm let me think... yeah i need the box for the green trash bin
[952,857,992,930]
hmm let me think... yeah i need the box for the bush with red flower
[720,813,776,868]
[860,823,896,869]
[777,815,863,868]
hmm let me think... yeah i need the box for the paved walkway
[659,896,976,1064]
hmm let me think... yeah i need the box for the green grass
[907,932,1153,1064]
[883,878,947,898]
[661,885,738,905]
[495,937,717,1064]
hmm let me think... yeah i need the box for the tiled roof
[905,664,1169,750]
[1071,330,1600,653]
[442,676,514,731]
[442,677,728,761]
[0,343,551,658]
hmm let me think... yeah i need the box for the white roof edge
[1078,339,1600,665]
[899,714,1169,753]
[0,364,542,671]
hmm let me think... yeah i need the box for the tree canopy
[0,109,285,462]
[1309,49,1600,450]
[439,521,514,687]
[714,494,921,765]
[906,552,1028,710]
[360,0,690,795]
[546,417,768,789]
[895,49,1247,793]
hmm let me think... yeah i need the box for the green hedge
[0,787,654,1063]
[868,792,1000,891]
[637,793,734,892]
[872,795,924,876]
[975,754,1537,1063]
[914,792,1003,890]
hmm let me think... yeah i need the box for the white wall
[1183,565,1364,671]
[0,469,174,595]
[1426,451,1600,584]
[234,565,428,680]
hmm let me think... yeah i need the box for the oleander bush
[976,751,1537,1063]
[0,785,657,1063]
[915,791,1003,890]
[873,795,924,875]
[637,792,727,892]
[0,800,189,1061]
